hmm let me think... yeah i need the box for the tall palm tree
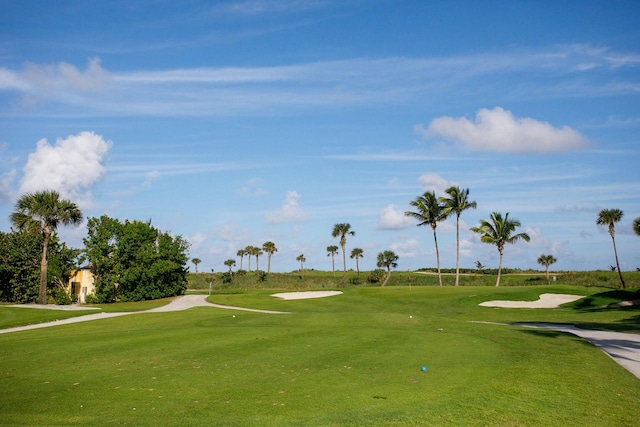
[633,217,640,236]
[470,212,530,287]
[244,245,254,271]
[597,209,625,288]
[332,223,355,279]
[237,249,246,270]
[326,245,339,275]
[296,254,306,278]
[223,259,236,274]
[441,186,477,286]
[376,250,399,287]
[537,254,557,284]
[405,191,447,286]
[191,258,201,273]
[262,241,277,274]
[350,248,364,276]
[10,190,83,304]
[254,247,264,271]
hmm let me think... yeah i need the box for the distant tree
[223,259,236,274]
[441,186,477,286]
[405,191,447,286]
[262,241,277,274]
[597,208,625,288]
[254,247,264,271]
[244,246,255,271]
[191,257,201,273]
[537,254,557,284]
[237,249,247,270]
[633,217,640,236]
[332,223,355,279]
[326,245,339,275]
[474,260,485,274]
[10,190,83,304]
[296,254,306,278]
[470,212,530,287]
[350,248,364,276]
[376,250,399,287]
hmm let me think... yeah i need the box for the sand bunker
[272,291,343,300]
[480,293,583,308]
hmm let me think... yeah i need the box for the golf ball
[409,315,412,319]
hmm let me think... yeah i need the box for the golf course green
[1,284,638,426]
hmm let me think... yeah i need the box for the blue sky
[1,0,638,274]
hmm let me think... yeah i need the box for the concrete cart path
[515,323,640,380]
[0,295,288,335]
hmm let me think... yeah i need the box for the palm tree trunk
[382,269,391,287]
[356,258,360,276]
[341,244,347,279]
[610,234,626,289]
[267,255,271,274]
[38,233,51,304]
[432,227,442,286]
[496,250,503,287]
[256,256,259,271]
[545,266,550,284]
[455,214,460,286]
[332,256,335,275]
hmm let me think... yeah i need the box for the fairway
[1,286,638,426]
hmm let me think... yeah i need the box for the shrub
[367,269,386,284]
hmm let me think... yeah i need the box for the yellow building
[68,265,95,303]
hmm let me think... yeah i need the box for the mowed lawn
[1,285,639,426]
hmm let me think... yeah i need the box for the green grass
[0,285,639,426]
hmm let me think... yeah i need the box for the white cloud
[390,238,419,258]
[265,190,309,223]
[417,173,455,194]
[19,131,111,207]
[0,169,16,203]
[187,232,207,251]
[376,204,413,229]
[418,107,590,153]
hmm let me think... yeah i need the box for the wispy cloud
[1,44,637,117]
[265,190,310,223]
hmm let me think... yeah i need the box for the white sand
[479,293,583,308]
[271,290,343,300]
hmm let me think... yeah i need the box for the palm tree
[326,245,339,275]
[537,254,557,284]
[597,209,625,288]
[296,254,306,278]
[237,249,246,270]
[191,258,201,273]
[244,245,255,271]
[376,250,399,287]
[10,190,83,304]
[441,186,477,286]
[332,223,355,279]
[405,191,447,286]
[633,217,640,236]
[350,248,364,276]
[262,241,277,274]
[254,247,264,271]
[223,259,236,274]
[470,212,530,287]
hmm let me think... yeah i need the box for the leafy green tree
[376,250,399,287]
[0,231,78,303]
[262,241,277,274]
[237,249,247,270]
[537,254,557,284]
[326,245,339,275]
[84,216,189,302]
[10,190,83,304]
[405,191,447,286]
[296,254,306,278]
[223,259,236,274]
[634,217,640,236]
[191,258,201,273]
[332,223,355,279]
[470,212,530,287]
[350,248,364,276]
[441,186,477,286]
[596,208,625,288]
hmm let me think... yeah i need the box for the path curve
[0,295,288,334]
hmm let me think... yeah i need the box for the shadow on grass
[572,289,640,311]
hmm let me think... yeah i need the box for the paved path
[514,323,640,380]
[0,295,288,335]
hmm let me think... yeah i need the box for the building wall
[68,267,95,303]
